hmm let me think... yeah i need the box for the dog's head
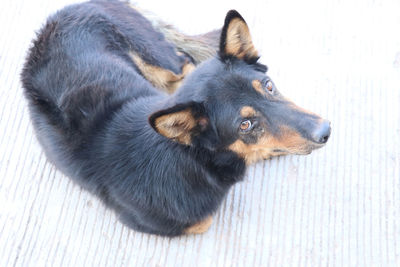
[150,10,331,164]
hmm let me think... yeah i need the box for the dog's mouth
[272,141,326,156]
[295,142,327,155]
[272,149,286,153]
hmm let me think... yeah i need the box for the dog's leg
[129,4,219,65]
[122,4,219,94]
[184,216,213,235]
[129,51,194,94]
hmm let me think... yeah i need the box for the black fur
[21,1,328,236]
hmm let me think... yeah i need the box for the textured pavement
[1,0,399,266]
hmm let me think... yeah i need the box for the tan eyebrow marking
[240,106,257,117]
[252,80,267,97]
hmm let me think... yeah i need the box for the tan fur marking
[240,106,257,117]
[184,216,213,234]
[129,52,194,94]
[229,127,315,165]
[252,80,267,96]
[168,62,195,91]
[154,109,196,145]
[225,18,258,59]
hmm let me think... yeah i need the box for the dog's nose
[312,120,331,144]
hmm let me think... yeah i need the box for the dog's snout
[312,120,331,144]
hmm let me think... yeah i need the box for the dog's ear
[219,10,259,63]
[149,102,209,145]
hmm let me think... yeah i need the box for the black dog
[21,0,331,236]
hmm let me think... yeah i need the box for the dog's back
[22,1,198,167]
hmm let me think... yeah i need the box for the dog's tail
[130,5,220,65]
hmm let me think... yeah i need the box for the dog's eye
[240,120,252,131]
[266,81,273,92]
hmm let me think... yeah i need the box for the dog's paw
[184,216,213,235]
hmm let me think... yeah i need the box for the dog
[21,0,331,236]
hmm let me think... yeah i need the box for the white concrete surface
[1,0,400,266]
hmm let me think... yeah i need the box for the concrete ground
[1,0,399,266]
